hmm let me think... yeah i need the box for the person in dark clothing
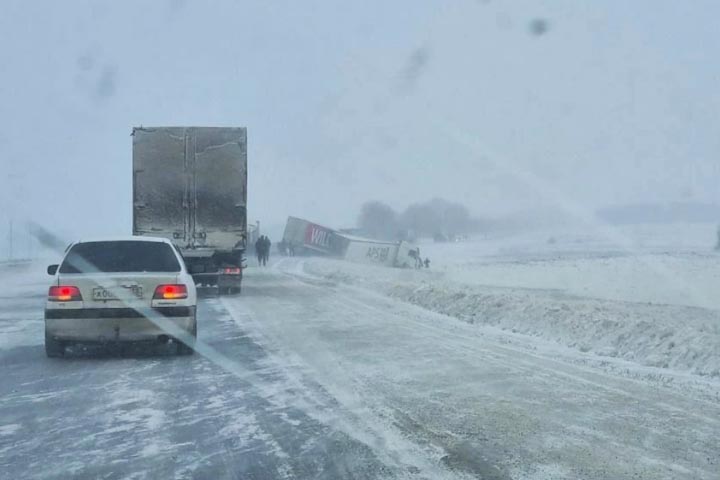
[288,241,295,257]
[424,257,430,268]
[261,236,272,265]
[255,237,265,266]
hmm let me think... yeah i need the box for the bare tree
[442,202,471,235]
[400,203,441,238]
[401,198,473,237]
[357,198,483,240]
[358,201,399,240]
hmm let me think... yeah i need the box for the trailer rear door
[193,128,247,250]
[133,127,189,244]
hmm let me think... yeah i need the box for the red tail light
[223,267,241,275]
[48,286,83,302]
[153,284,188,300]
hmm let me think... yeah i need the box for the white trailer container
[342,237,418,268]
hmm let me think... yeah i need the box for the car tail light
[223,267,241,275]
[153,284,188,300]
[48,286,82,302]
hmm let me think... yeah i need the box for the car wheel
[176,322,197,356]
[45,332,65,358]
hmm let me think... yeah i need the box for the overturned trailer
[341,235,418,268]
[281,216,417,267]
[282,217,348,256]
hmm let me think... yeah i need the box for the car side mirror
[47,264,59,275]
[189,264,205,274]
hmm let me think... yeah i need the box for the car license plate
[92,286,143,301]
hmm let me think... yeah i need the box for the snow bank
[391,281,720,377]
[300,225,720,378]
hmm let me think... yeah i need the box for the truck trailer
[132,126,247,294]
[281,216,417,267]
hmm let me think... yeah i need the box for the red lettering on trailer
[305,225,331,248]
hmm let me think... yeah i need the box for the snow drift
[300,226,720,378]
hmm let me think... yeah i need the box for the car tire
[45,332,65,358]
[176,322,197,356]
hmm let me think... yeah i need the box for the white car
[44,237,198,357]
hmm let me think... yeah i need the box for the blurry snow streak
[29,223,68,253]
[438,124,715,308]
[28,222,262,384]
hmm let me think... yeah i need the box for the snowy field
[425,223,720,309]
[302,223,720,380]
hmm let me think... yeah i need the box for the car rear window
[59,241,181,273]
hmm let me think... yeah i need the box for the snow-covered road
[1,257,719,479]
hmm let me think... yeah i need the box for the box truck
[132,127,247,293]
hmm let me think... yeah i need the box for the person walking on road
[255,236,265,266]
[261,236,272,266]
[415,247,422,269]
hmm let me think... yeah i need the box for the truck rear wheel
[219,286,241,295]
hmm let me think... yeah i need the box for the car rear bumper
[45,306,196,342]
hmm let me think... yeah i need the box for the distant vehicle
[132,126,247,294]
[44,237,198,357]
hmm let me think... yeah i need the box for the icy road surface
[1,259,719,479]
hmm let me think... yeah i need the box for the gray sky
[1,0,719,240]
